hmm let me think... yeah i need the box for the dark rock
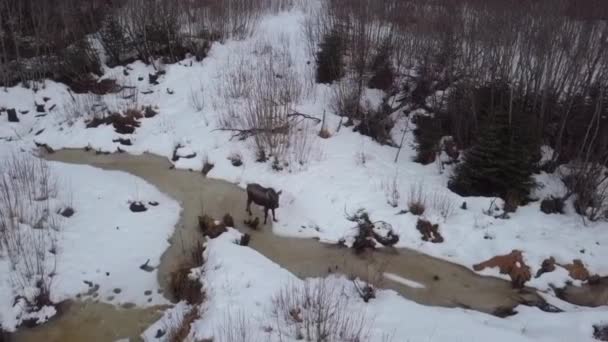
[138,76,144,81]
[143,106,157,118]
[461,202,467,210]
[20,110,29,115]
[35,129,44,136]
[35,103,45,113]
[540,196,565,214]
[129,202,147,212]
[123,69,129,76]
[43,97,51,102]
[148,73,159,85]
[112,138,132,146]
[202,162,214,176]
[7,108,18,122]
[141,90,153,95]
[113,288,121,294]
[144,290,152,296]
[155,329,166,338]
[148,201,159,206]
[49,104,56,111]
[166,88,174,95]
[59,207,75,218]
[239,233,251,246]
[140,259,155,272]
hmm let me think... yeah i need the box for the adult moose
[246,183,282,224]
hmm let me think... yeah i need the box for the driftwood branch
[214,124,290,141]
[287,111,321,124]
[214,110,321,140]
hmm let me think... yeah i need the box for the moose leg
[246,197,252,215]
[263,207,269,224]
[272,209,278,222]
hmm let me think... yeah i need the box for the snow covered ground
[1,6,606,291]
[145,229,608,342]
[0,146,180,331]
[1,4,607,341]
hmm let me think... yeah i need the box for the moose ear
[277,190,282,196]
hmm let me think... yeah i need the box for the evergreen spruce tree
[100,17,127,67]
[368,41,394,90]
[316,30,344,84]
[449,109,535,205]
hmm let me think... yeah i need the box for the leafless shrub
[0,154,59,311]
[214,310,257,342]
[169,241,205,304]
[561,161,608,222]
[382,174,400,208]
[331,78,362,121]
[289,124,315,168]
[272,279,370,342]
[62,94,105,126]
[355,149,370,167]
[407,182,426,215]
[189,81,206,112]
[430,191,455,220]
[219,52,254,101]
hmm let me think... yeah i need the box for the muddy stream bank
[13,149,602,341]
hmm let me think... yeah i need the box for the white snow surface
[0,5,607,340]
[0,147,179,331]
[143,229,607,342]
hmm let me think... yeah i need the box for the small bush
[255,148,268,163]
[272,279,369,341]
[382,175,400,208]
[407,183,427,215]
[368,41,395,91]
[168,242,205,304]
[222,213,235,227]
[431,191,455,220]
[318,127,332,139]
[540,196,565,215]
[412,114,442,165]
[353,103,395,146]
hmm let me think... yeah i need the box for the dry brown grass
[407,182,426,215]
[167,306,200,342]
[168,242,205,304]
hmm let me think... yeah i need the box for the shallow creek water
[14,149,563,341]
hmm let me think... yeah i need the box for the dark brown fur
[246,183,282,224]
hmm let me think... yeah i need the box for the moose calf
[246,183,282,224]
